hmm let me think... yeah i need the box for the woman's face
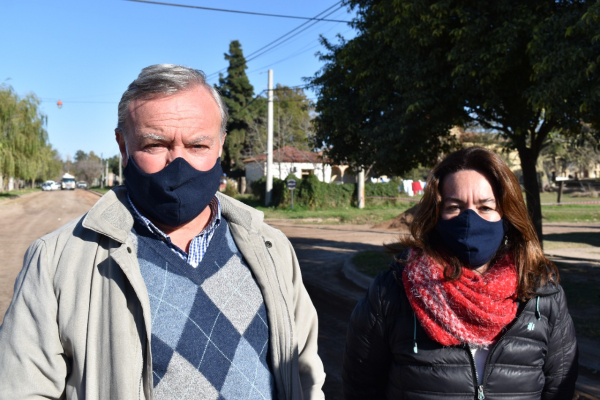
[440,169,502,222]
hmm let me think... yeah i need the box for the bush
[297,174,355,210]
[250,176,288,207]
[224,181,238,197]
[365,181,400,198]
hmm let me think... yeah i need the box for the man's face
[116,85,224,174]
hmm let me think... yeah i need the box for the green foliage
[365,182,399,198]
[224,181,239,197]
[250,176,288,206]
[309,0,600,239]
[250,173,357,209]
[0,84,61,188]
[216,40,255,175]
[297,174,356,210]
[246,85,315,159]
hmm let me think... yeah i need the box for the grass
[538,192,600,223]
[0,187,41,200]
[235,191,600,225]
[89,187,112,195]
[352,250,396,277]
[235,195,416,225]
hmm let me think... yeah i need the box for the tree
[74,150,103,185]
[541,125,600,180]
[0,84,52,189]
[216,40,255,176]
[309,0,600,240]
[245,85,315,159]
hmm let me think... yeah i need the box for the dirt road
[0,189,100,321]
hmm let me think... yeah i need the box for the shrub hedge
[252,174,403,209]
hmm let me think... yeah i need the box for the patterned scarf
[402,249,518,346]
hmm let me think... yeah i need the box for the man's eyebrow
[140,133,168,141]
[187,135,214,145]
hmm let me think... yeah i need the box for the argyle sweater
[133,218,275,399]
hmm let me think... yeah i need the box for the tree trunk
[518,147,543,245]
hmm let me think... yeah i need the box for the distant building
[242,146,333,186]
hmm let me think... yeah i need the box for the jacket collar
[82,186,265,243]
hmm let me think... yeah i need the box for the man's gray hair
[116,64,228,135]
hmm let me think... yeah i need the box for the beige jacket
[0,188,325,399]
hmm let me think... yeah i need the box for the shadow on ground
[544,232,600,247]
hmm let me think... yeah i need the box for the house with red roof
[242,146,338,186]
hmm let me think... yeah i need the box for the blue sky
[1,0,355,161]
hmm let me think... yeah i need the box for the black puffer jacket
[342,259,578,400]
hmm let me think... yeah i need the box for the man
[0,64,325,399]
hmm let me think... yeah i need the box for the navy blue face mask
[124,156,222,228]
[435,209,506,268]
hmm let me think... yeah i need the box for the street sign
[287,179,297,210]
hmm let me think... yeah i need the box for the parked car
[76,181,88,189]
[42,181,60,191]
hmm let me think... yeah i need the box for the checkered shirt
[127,193,221,268]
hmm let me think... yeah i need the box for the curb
[544,253,600,265]
[87,189,104,197]
[342,257,373,290]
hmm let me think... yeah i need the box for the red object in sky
[57,100,63,109]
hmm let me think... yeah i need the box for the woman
[343,147,578,399]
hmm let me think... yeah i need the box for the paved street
[0,192,598,399]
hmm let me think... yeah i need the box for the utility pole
[357,168,365,209]
[265,69,274,206]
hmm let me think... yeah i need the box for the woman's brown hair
[398,146,558,300]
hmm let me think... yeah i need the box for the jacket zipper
[264,239,293,399]
[469,297,534,400]
[466,347,484,399]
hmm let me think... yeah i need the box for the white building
[243,146,333,187]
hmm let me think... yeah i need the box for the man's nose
[166,146,185,165]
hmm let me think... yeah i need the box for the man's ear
[115,129,128,167]
[219,132,227,157]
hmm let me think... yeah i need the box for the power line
[245,6,344,64]
[125,0,350,23]
[206,2,345,81]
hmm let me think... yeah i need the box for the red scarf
[402,249,518,346]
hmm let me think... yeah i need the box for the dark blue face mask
[435,209,506,268]
[124,156,222,228]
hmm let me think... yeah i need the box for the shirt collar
[126,192,221,242]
